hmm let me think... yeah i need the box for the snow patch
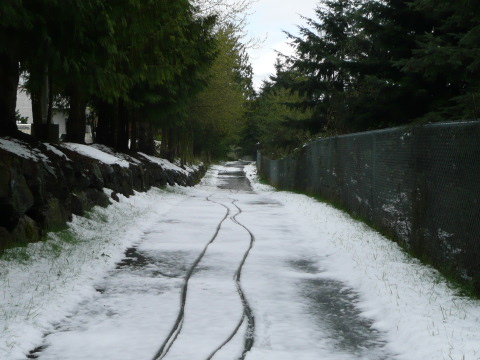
[61,143,130,168]
[138,152,187,174]
[245,163,480,360]
[0,138,50,163]
[0,187,186,360]
[43,143,71,161]
[1,163,479,360]
[91,144,142,165]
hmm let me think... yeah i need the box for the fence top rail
[258,120,480,161]
[318,120,480,141]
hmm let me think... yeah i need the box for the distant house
[16,123,32,134]
[15,88,92,142]
[16,88,33,123]
[52,109,69,138]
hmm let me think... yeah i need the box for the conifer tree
[403,0,480,120]
[186,25,252,160]
[282,0,436,133]
[0,1,35,136]
[282,0,362,132]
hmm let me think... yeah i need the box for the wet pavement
[217,162,254,192]
[217,162,392,359]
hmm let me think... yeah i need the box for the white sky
[244,0,319,90]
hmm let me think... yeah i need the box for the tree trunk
[29,63,57,142]
[165,127,172,161]
[160,124,168,157]
[116,100,129,151]
[138,120,147,153]
[41,64,49,125]
[31,91,42,126]
[31,63,49,126]
[47,65,53,125]
[0,52,20,136]
[130,109,138,152]
[96,100,115,147]
[146,120,155,155]
[165,126,176,162]
[138,119,155,155]
[65,85,87,143]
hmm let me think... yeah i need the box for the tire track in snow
[152,195,230,360]
[207,200,256,360]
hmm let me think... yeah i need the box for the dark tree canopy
[0,0,257,161]
[244,0,480,158]
[0,1,218,155]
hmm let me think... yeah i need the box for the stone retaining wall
[0,139,205,248]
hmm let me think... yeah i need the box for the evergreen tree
[283,0,358,133]
[0,1,35,136]
[0,0,118,140]
[245,77,313,159]
[280,0,438,134]
[403,0,480,120]
[93,0,217,155]
[352,0,437,127]
[0,1,217,150]
[187,25,252,160]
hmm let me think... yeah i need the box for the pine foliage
[248,0,480,156]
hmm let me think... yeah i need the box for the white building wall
[52,112,68,137]
[15,89,92,142]
[16,88,33,123]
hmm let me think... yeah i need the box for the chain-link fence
[258,121,480,294]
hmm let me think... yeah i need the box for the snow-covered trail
[6,161,479,360]
[25,162,391,360]
[151,194,256,360]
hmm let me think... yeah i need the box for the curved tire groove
[152,195,230,360]
[207,199,256,360]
